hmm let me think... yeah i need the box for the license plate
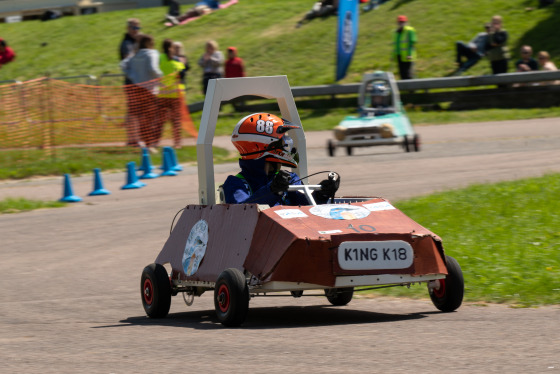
[338,240,414,270]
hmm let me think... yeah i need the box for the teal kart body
[328,71,420,156]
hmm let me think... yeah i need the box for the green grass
[0,197,66,213]
[0,0,559,104]
[363,173,560,306]
[0,145,234,179]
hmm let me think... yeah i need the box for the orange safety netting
[0,76,197,152]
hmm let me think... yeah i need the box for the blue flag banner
[336,0,359,81]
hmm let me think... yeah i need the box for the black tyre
[403,135,410,152]
[141,263,172,318]
[327,140,335,157]
[214,268,249,327]
[413,134,420,152]
[346,146,353,156]
[324,287,354,306]
[290,290,303,298]
[429,255,464,312]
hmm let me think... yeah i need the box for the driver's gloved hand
[317,172,340,199]
[270,170,291,195]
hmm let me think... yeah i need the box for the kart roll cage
[196,76,309,205]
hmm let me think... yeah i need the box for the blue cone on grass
[139,151,159,179]
[160,149,178,176]
[122,161,146,189]
[137,148,155,171]
[89,168,111,196]
[60,174,82,202]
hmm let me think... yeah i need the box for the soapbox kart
[327,71,420,156]
[140,76,464,327]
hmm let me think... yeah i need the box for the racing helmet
[231,113,300,168]
[370,82,391,106]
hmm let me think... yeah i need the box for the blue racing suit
[222,158,329,206]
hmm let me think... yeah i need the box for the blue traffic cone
[60,174,82,202]
[138,148,155,171]
[122,161,146,189]
[164,146,183,171]
[89,168,111,196]
[139,151,159,179]
[160,150,177,177]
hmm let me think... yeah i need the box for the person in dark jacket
[486,15,510,74]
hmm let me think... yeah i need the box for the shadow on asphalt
[98,305,431,330]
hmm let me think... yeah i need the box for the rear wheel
[324,287,354,306]
[413,134,420,152]
[327,140,335,157]
[141,263,172,318]
[214,268,249,327]
[346,146,353,156]
[429,255,464,312]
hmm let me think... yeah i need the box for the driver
[222,113,339,206]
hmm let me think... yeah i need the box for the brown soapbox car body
[140,76,464,326]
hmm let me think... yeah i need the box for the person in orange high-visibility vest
[392,15,417,80]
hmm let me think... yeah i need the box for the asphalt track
[1,118,559,373]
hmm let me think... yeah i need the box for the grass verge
[360,173,560,307]
[0,197,66,213]
[0,145,235,180]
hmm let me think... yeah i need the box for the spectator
[166,0,220,25]
[0,38,16,69]
[362,0,390,12]
[225,46,245,78]
[225,46,246,110]
[120,34,163,152]
[452,23,490,75]
[515,45,539,72]
[392,15,417,80]
[119,18,142,147]
[158,39,187,149]
[486,15,510,74]
[537,51,559,85]
[296,0,338,28]
[198,40,224,94]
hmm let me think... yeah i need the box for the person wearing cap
[0,38,16,69]
[452,22,490,75]
[225,46,245,79]
[392,15,417,80]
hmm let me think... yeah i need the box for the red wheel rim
[217,284,230,313]
[433,279,446,298]
[143,278,154,305]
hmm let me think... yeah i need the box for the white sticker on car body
[362,201,396,212]
[275,209,308,219]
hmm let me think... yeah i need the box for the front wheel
[214,268,249,327]
[324,287,354,306]
[141,263,172,318]
[429,255,464,312]
[413,134,420,152]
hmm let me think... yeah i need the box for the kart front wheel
[346,146,353,156]
[324,287,354,306]
[214,268,249,327]
[141,263,172,318]
[429,255,464,312]
[403,135,411,152]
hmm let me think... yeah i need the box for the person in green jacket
[392,15,417,80]
[158,38,187,149]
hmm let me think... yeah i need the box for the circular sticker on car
[309,204,370,220]
[182,219,208,276]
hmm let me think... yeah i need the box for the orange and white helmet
[231,113,300,168]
